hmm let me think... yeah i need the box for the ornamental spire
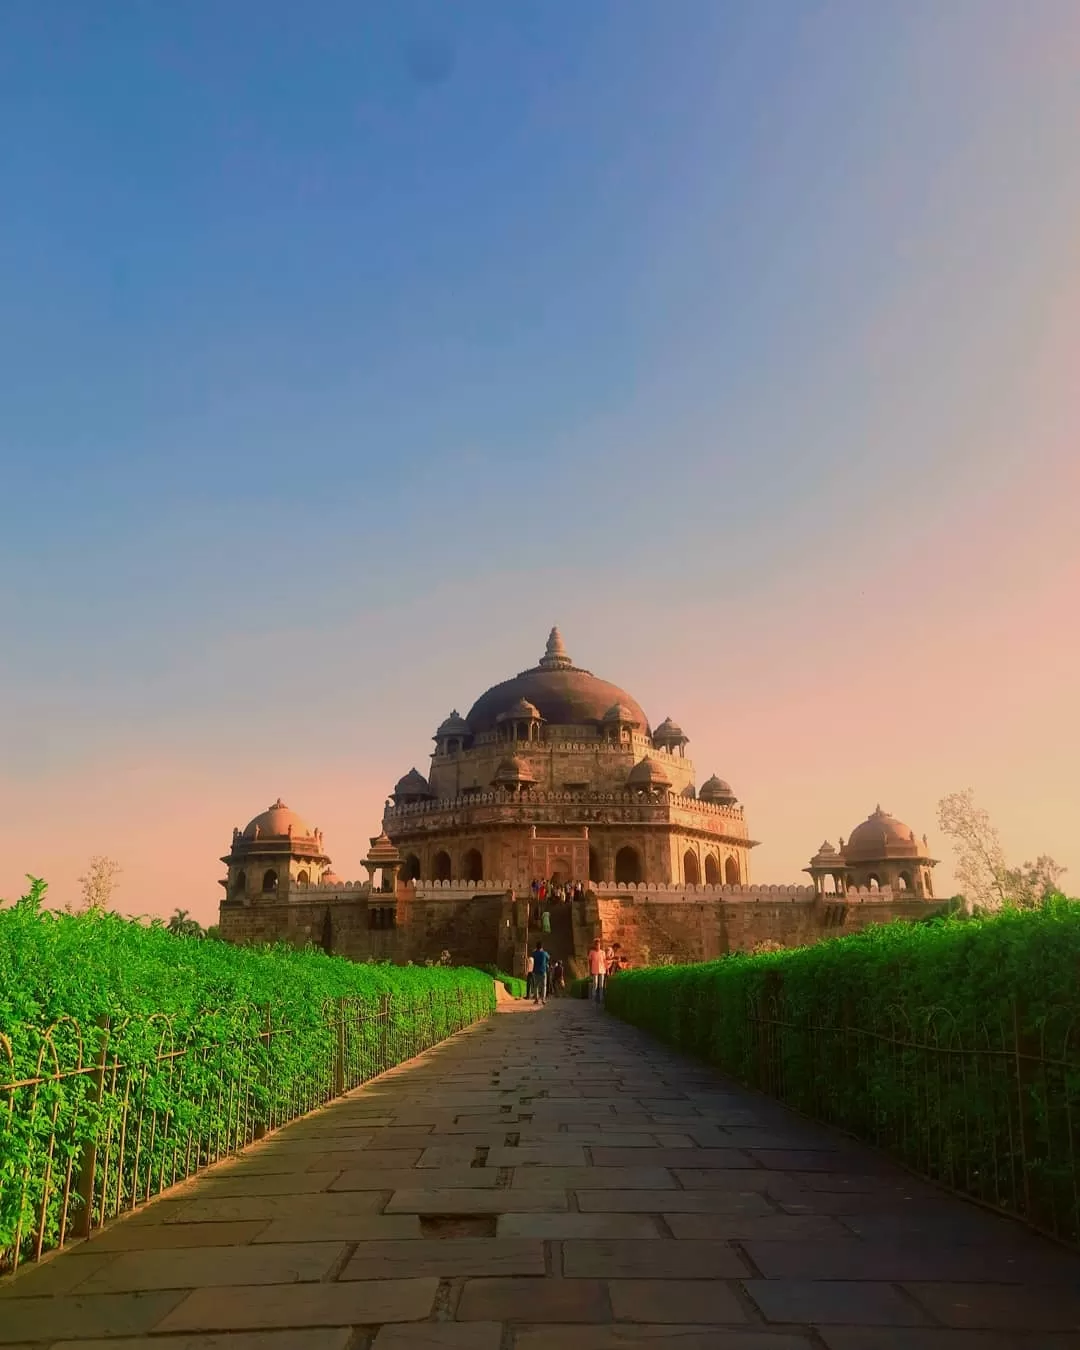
[539,626,573,670]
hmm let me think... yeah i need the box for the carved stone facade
[217,629,943,971]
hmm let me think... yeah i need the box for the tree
[937,790,1065,911]
[1002,855,1068,910]
[167,908,204,938]
[76,856,122,913]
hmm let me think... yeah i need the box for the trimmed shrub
[605,898,1080,1246]
[0,887,493,1270]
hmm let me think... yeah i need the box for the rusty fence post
[74,1015,110,1240]
[334,999,347,1097]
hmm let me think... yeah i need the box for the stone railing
[385,788,745,822]
[287,878,912,903]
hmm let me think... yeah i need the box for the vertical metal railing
[1,980,495,1275]
[742,988,1080,1247]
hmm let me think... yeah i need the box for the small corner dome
[654,716,687,740]
[627,757,672,787]
[496,697,542,722]
[321,868,340,885]
[435,710,470,738]
[493,756,537,784]
[603,702,639,724]
[242,799,314,840]
[699,775,737,804]
[844,806,924,859]
[394,768,431,798]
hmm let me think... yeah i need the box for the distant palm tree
[167,908,203,938]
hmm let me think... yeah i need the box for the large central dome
[465,628,651,736]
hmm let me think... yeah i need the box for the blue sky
[2,2,1078,914]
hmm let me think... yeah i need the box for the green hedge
[605,899,1080,1246]
[0,885,494,1271]
[481,966,527,999]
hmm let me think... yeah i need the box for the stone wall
[217,877,946,974]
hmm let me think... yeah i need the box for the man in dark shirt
[531,943,550,1005]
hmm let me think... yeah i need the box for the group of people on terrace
[530,876,586,905]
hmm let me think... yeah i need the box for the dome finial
[539,626,572,669]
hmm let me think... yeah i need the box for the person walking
[587,939,607,1003]
[525,950,535,1002]
[531,943,550,1005]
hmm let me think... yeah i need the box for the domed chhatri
[699,775,738,805]
[392,769,433,805]
[626,756,673,789]
[805,806,938,899]
[223,799,332,903]
[242,798,315,841]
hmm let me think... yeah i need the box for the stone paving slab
[3,998,1079,1348]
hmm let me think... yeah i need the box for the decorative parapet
[285,877,909,903]
[591,882,911,903]
[384,788,746,822]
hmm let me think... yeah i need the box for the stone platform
[3,1000,1079,1348]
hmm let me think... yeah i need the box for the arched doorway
[296,869,309,886]
[433,850,452,882]
[704,854,720,885]
[683,850,700,885]
[550,858,570,886]
[262,869,278,894]
[589,848,601,884]
[898,871,911,892]
[615,846,642,885]
[868,874,881,892]
[463,848,483,883]
[724,856,740,885]
[232,870,246,898]
[402,853,421,883]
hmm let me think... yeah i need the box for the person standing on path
[525,950,535,1001]
[588,938,607,1002]
[531,942,550,1005]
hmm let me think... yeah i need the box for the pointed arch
[615,846,642,885]
[296,869,309,886]
[463,848,483,883]
[683,850,701,885]
[262,869,278,894]
[433,850,452,882]
[704,854,720,885]
[724,856,740,885]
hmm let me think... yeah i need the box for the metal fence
[744,989,1080,1246]
[0,983,491,1274]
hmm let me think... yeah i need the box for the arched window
[615,846,642,885]
[297,869,309,886]
[402,853,421,883]
[262,869,278,894]
[868,874,881,892]
[724,856,740,885]
[898,871,912,891]
[434,851,452,882]
[589,848,601,883]
[683,850,700,885]
[463,848,483,883]
[924,871,933,897]
[704,854,720,885]
[232,870,246,898]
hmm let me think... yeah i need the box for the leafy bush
[0,881,494,1270]
[606,898,1080,1245]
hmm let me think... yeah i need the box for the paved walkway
[3,999,1080,1350]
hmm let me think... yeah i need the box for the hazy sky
[2,1,1078,922]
